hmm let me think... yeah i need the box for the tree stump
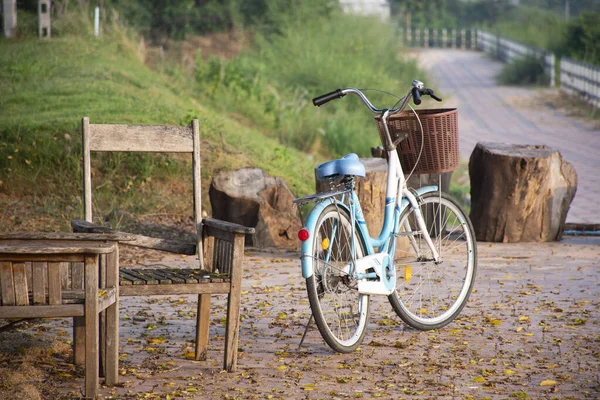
[209,168,301,248]
[469,142,577,242]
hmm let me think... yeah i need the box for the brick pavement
[416,49,600,225]
[1,238,599,399]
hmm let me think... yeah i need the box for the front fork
[401,188,440,262]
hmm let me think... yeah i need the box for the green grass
[0,8,426,232]
[489,6,565,52]
[195,11,424,158]
[0,24,317,230]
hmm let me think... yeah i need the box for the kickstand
[298,313,314,349]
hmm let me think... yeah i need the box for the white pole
[94,6,100,37]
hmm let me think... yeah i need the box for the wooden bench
[0,233,123,398]
[71,117,254,372]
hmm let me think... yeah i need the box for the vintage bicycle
[293,80,477,353]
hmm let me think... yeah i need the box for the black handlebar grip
[412,87,422,105]
[312,89,346,107]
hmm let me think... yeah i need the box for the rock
[209,168,301,248]
[469,142,577,242]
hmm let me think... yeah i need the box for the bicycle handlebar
[311,81,442,114]
[312,89,346,107]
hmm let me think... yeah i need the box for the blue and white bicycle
[293,80,477,353]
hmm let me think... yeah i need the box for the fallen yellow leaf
[540,379,557,386]
[504,369,515,375]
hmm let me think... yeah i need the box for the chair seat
[119,268,230,286]
[316,153,366,180]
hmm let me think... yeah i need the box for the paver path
[1,238,599,399]
[417,49,600,225]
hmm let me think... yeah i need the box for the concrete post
[3,0,17,38]
[38,0,51,38]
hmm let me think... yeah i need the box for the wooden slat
[118,270,144,285]
[119,282,231,296]
[163,269,198,284]
[32,262,48,304]
[89,123,193,153]
[139,269,174,284]
[119,269,158,285]
[61,262,69,289]
[0,261,15,306]
[71,262,84,289]
[26,262,33,293]
[0,242,116,255]
[0,254,85,263]
[97,287,117,313]
[0,231,135,241]
[203,218,256,235]
[0,304,84,318]
[203,235,215,273]
[48,262,62,305]
[13,263,29,306]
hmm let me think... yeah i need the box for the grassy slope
[0,32,317,231]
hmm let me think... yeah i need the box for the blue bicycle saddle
[316,153,366,180]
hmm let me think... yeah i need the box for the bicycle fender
[300,198,351,279]
[398,185,438,211]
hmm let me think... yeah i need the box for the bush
[196,6,423,157]
[497,56,549,86]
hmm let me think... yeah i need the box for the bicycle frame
[299,148,440,280]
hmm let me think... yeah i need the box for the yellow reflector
[322,238,330,251]
[404,265,412,282]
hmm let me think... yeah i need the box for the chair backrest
[81,117,203,262]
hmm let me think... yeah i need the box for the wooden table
[0,232,130,398]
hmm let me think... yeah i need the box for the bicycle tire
[388,191,477,330]
[306,204,370,352]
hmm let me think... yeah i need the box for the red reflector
[298,228,310,242]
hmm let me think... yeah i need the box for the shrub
[497,56,549,86]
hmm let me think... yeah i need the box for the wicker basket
[375,108,459,174]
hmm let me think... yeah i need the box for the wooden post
[38,0,51,38]
[2,0,17,38]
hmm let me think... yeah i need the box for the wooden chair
[71,117,254,372]
[0,233,122,398]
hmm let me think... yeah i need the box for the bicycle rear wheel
[388,191,476,330]
[306,204,369,353]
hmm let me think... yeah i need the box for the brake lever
[425,88,442,102]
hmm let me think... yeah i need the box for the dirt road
[417,49,600,225]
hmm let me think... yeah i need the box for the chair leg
[224,233,245,372]
[84,255,99,399]
[104,249,119,386]
[73,317,85,365]
[195,294,210,361]
[224,291,241,372]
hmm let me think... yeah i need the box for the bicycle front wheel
[389,191,477,330]
[306,204,369,353]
